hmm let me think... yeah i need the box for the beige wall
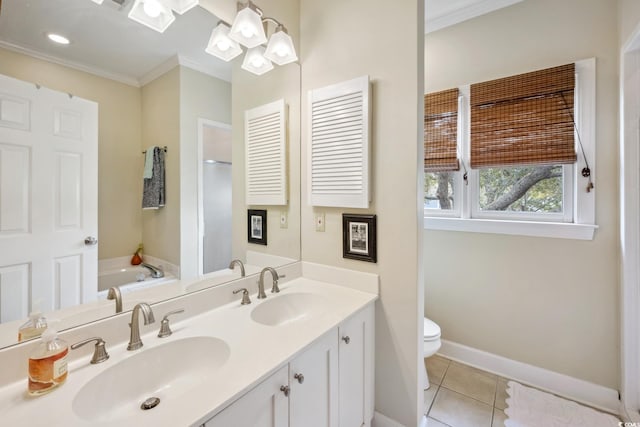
[179,66,231,279]
[231,0,301,265]
[300,0,424,424]
[141,67,181,265]
[0,48,143,260]
[425,0,619,388]
[620,0,640,47]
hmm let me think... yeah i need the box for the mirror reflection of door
[0,74,98,322]
[199,121,232,274]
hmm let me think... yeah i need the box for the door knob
[84,236,98,246]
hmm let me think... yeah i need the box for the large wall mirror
[0,0,300,349]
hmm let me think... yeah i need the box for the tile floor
[423,355,619,427]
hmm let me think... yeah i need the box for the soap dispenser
[18,311,47,342]
[28,322,68,396]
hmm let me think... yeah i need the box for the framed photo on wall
[248,209,267,245]
[342,214,377,263]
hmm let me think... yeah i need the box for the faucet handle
[157,309,185,338]
[71,337,110,364]
[233,288,252,305]
[271,272,285,294]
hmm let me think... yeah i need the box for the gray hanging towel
[142,146,165,209]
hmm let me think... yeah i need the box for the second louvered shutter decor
[308,75,371,208]
[245,99,288,206]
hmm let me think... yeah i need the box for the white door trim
[620,21,640,421]
[197,118,232,276]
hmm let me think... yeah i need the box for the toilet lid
[424,317,441,340]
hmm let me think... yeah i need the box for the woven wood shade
[470,63,577,169]
[424,88,460,172]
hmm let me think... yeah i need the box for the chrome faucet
[127,303,155,351]
[228,259,246,277]
[140,262,164,279]
[107,286,122,313]
[258,267,285,298]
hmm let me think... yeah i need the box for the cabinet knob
[280,385,290,396]
[342,335,351,344]
[294,373,304,384]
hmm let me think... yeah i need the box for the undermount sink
[72,336,230,423]
[250,292,328,326]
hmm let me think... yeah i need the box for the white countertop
[0,277,377,426]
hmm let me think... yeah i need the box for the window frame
[424,58,597,240]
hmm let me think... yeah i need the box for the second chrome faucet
[257,267,285,299]
[127,303,155,351]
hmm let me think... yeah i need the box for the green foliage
[479,166,562,212]
[424,166,563,213]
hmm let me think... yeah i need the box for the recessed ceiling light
[47,33,70,45]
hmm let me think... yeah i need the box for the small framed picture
[342,214,377,263]
[248,209,267,245]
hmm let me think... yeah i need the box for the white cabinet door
[339,304,374,427]
[204,366,289,427]
[0,74,98,322]
[290,328,339,427]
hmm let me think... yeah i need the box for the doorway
[621,24,640,421]
[197,120,232,275]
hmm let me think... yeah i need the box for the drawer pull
[294,373,304,384]
[342,335,351,344]
[280,385,290,396]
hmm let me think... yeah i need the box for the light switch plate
[315,213,325,232]
[280,211,288,229]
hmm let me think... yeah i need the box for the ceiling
[0,0,524,86]
[0,0,232,86]
[425,0,525,33]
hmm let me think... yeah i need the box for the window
[424,59,597,240]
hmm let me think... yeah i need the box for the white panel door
[204,365,289,427]
[0,74,97,321]
[290,328,339,427]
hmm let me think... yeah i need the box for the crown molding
[425,0,524,33]
[177,55,232,83]
[139,54,231,86]
[138,55,181,86]
[0,39,141,87]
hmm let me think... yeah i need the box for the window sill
[424,217,597,240]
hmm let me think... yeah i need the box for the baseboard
[621,401,640,422]
[372,411,405,427]
[439,339,620,414]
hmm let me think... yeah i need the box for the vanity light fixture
[228,1,267,48]
[128,0,175,33]
[47,33,70,45]
[263,24,297,66]
[241,46,274,75]
[166,0,198,15]
[205,22,243,62]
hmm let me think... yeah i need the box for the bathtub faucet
[140,262,164,279]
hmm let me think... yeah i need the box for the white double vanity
[0,262,377,427]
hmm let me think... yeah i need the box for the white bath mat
[504,381,619,427]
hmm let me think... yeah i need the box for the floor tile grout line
[440,385,497,408]
[426,385,441,416]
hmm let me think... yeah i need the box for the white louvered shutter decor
[308,75,371,208]
[245,99,288,206]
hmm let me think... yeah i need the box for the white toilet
[423,317,442,390]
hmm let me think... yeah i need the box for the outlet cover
[280,211,288,229]
[315,213,325,232]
